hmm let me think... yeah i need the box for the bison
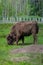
[7,21,39,45]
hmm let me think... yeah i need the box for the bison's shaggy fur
[7,21,39,45]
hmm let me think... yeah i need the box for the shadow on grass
[6,42,33,46]
[6,43,33,46]
[0,35,6,38]
[15,42,33,46]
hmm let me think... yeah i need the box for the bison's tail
[36,22,39,34]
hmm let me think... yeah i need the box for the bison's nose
[8,42,13,45]
[8,42,11,45]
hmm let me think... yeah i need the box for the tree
[0,2,3,19]
[29,0,43,17]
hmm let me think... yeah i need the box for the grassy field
[0,23,43,65]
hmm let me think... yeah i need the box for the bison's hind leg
[22,36,24,45]
[33,33,38,44]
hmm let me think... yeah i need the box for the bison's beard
[7,34,14,45]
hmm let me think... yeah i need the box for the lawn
[0,23,43,65]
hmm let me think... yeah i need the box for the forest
[0,0,43,20]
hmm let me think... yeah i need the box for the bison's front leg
[16,33,21,45]
[16,36,19,45]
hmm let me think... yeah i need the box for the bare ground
[10,45,43,62]
[10,45,43,54]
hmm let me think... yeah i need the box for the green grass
[0,23,43,65]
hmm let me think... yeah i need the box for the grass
[0,23,43,65]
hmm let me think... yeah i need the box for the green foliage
[0,3,3,19]
[0,0,43,19]
[29,0,42,17]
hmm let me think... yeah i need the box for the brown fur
[7,21,39,45]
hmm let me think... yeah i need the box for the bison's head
[7,34,16,45]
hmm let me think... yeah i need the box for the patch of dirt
[9,45,43,62]
[10,56,29,62]
[10,45,43,54]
